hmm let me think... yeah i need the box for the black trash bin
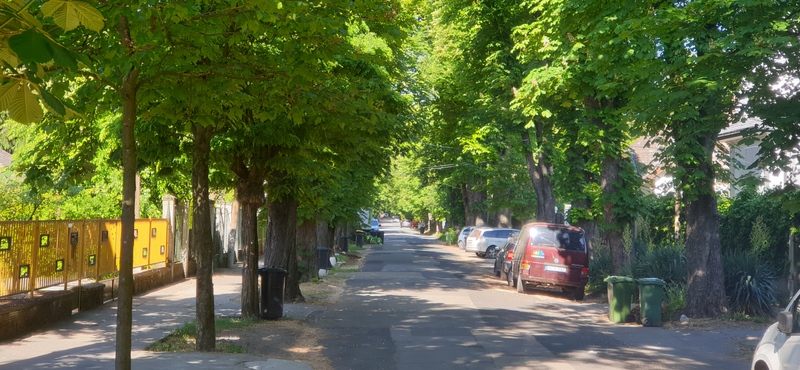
[338,236,349,253]
[317,247,332,269]
[355,231,364,247]
[377,231,385,244]
[258,268,286,320]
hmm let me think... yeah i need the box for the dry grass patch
[146,317,332,370]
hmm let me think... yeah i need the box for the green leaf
[50,43,79,70]
[39,88,66,116]
[8,30,54,64]
[0,81,20,110]
[41,0,105,32]
[9,82,43,124]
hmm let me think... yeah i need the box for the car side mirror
[778,311,794,334]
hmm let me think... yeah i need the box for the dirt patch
[148,318,332,370]
[220,319,332,370]
[301,278,346,306]
[662,317,773,331]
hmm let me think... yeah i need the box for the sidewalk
[0,265,313,370]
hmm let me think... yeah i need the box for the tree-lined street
[0,221,763,369]
[314,222,760,370]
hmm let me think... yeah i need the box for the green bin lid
[604,276,635,283]
[637,278,666,286]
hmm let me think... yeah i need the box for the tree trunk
[682,132,728,318]
[231,157,268,319]
[264,196,304,302]
[601,156,630,274]
[229,195,239,258]
[521,129,556,223]
[572,198,598,260]
[317,221,334,250]
[176,198,192,277]
[192,123,215,352]
[297,219,318,282]
[673,190,682,241]
[240,201,261,318]
[496,208,512,228]
[463,183,487,226]
[584,96,631,274]
[461,183,473,226]
[115,31,138,369]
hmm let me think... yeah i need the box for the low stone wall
[0,291,77,340]
[133,263,185,295]
[0,263,186,341]
[71,283,105,311]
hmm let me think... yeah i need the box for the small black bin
[317,247,332,269]
[258,268,286,320]
[339,236,349,253]
[355,232,364,247]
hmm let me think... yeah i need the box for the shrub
[723,250,778,317]
[720,188,793,269]
[750,215,771,257]
[663,283,687,320]
[587,250,613,294]
[633,242,686,285]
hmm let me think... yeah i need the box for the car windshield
[530,226,584,252]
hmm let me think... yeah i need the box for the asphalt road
[311,222,761,370]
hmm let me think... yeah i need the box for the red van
[509,223,589,300]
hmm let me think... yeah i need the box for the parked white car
[752,289,800,370]
[465,227,519,258]
[457,227,473,250]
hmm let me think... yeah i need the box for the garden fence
[0,219,171,298]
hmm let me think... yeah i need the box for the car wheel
[458,241,465,250]
[485,246,497,259]
[494,263,501,277]
[574,288,585,301]
[516,274,526,293]
[499,268,508,281]
[507,269,515,287]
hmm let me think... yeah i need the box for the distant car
[401,220,411,228]
[410,221,419,229]
[465,228,518,258]
[457,227,474,250]
[493,233,519,280]
[751,289,800,370]
[371,219,380,231]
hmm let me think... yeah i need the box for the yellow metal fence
[0,219,171,298]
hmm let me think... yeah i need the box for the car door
[775,297,800,370]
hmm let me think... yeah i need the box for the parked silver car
[457,227,473,250]
[752,289,800,370]
[465,227,519,258]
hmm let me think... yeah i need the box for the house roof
[0,149,11,168]
[719,117,761,139]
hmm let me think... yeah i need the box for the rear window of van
[530,226,585,252]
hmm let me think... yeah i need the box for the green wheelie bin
[604,276,636,323]
[637,278,666,327]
